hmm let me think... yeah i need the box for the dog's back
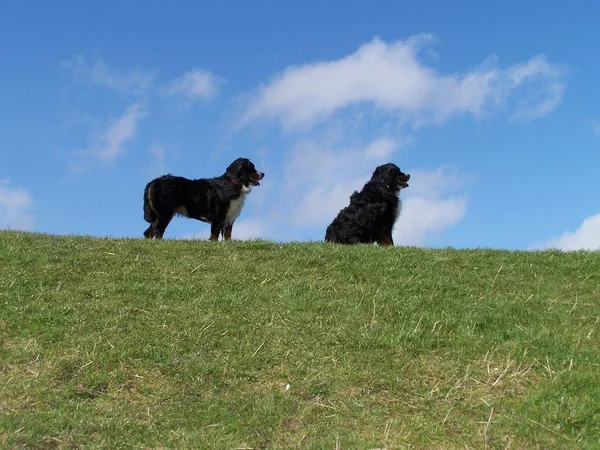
[325,186,396,244]
[144,174,213,221]
[325,163,409,245]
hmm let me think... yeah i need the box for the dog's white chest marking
[225,187,251,224]
[174,206,189,217]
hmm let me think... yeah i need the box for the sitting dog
[143,158,264,240]
[325,163,410,245]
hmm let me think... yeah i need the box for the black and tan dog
[143,158,264,240]
[325,163,410,245]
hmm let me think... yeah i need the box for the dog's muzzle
[250,171,264,186]
[398,173,410,189]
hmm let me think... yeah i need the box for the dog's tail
[143,182,160,223]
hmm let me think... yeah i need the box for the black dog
[325,163,410,245]
[143,158,264,240]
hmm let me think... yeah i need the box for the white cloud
[167,149,467,245]
[364,137,402,159]
[232,34,569,246]
[292,179,367,226]
[148,145,167,176]
[63,55,156,95]
[533,213,600,251]
[230,218,271,240]
[393,197,466,246]
[507,57,565,122]
[63,57,221,102]
[86,104,147,166]
[257,136,468,245]
[391,167,468,245]
[0,180,35,230]
[509,82,564,122]
[163,69,220,101]
[281,137,409,228]
[242,35,565,129]
[284,136,407,187]
[402,167,467,199]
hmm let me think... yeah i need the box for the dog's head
[226,158,265,187]
[371,163,410,192]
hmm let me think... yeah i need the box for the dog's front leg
[377,228,394,246]
[210,221,224,241]
[223,224,233,240]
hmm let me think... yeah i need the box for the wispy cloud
[162,147,468,245]
[148,144,167,176]
[0,180,35,230]
[163,69,220,101]
[532,213,600,251]
[247,136,469,245]
[393,168,468,245]
[62,55,156,95]
[363,136,403,159]
[230,218,273,240]
[507,56,566,122]
[81,104,147,167]
[241,35,565,129]
[283,137,406,227]
[231,34,568,245]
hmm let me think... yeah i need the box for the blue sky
[2,0,600,249]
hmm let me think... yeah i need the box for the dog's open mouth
[397,175,410,189]
[249,171,265,187]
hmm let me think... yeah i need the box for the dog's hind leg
[143,185,165,239]
[144,211,172,240]
[154,216,173,239]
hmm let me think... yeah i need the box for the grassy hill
[1,231,599,448]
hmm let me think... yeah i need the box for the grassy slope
[1,231,599,449]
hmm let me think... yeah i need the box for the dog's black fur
[143,158,264,240]
[325,163,410,245]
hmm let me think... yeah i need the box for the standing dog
[143,158,264,240]
[325,163,410,245]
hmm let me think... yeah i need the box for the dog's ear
[371,166,385,183]
[372,163,397,183]
[226,158,257,184]
[226,158,245,180]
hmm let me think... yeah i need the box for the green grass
[1,231,599,449]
